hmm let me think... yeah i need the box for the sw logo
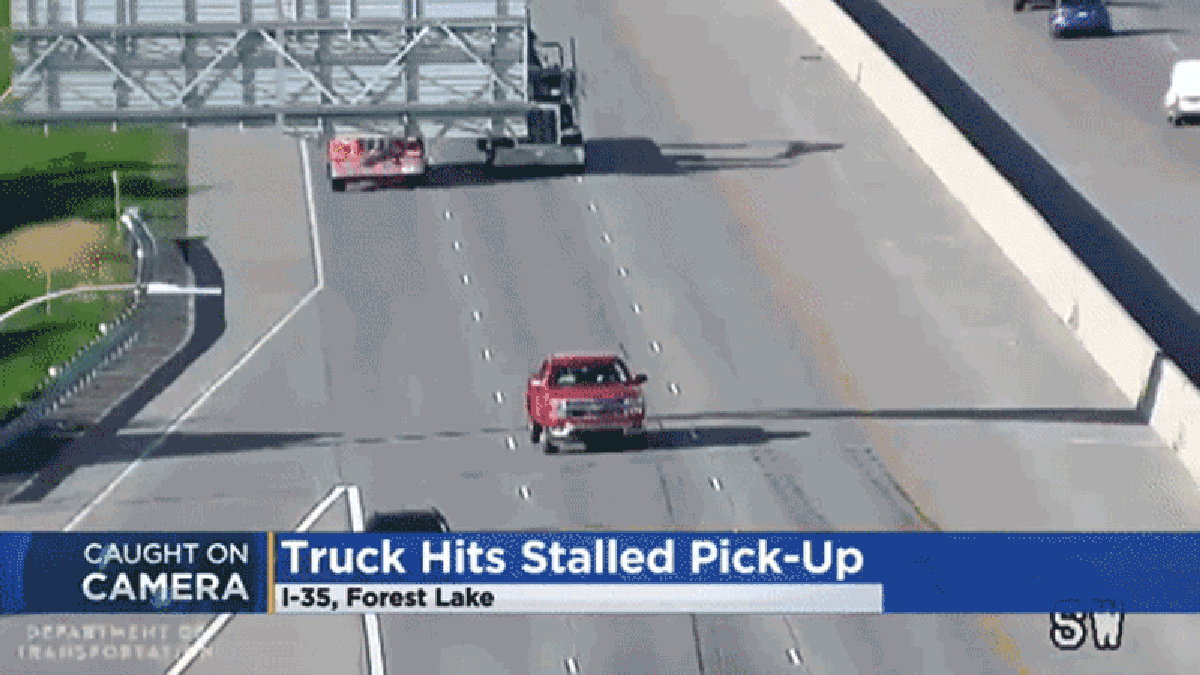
[1049,599,1125,651]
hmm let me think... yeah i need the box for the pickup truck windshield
[552,362,627,386]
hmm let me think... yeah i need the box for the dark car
[1049,0,1112,37]
[365,508,450,532]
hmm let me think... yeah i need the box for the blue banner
[4,531,1200,614]
[274,532,1200,613]
[0,532,271,614]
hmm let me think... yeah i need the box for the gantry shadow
[359,138,843,190]
[3,431,333,503]
[0,155,191,237]
[649,406,1145,424]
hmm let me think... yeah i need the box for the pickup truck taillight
[328,140,356,161]
[404,140,424,157]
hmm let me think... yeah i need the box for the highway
[4,0,1200,672]
[869,0,1200,311]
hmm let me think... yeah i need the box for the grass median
[0,220,136,425]
[0,122,188,425]
[1,1,189,427]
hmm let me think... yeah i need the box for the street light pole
[112,171,121,222]
[0,283,222,326]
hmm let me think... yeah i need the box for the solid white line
[346,485,366,533]
[63,135,327,533]
[164,614,234,675]
[347,486,387,675]
[301,140,327,289]
[296,485,348,531]
[164,484,353,675]
[363,608,387,675]
[156,136,330,675]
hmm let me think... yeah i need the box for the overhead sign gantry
[2,0,538,136]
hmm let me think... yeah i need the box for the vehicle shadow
[1016,0,1164,9]
[551,426,813,456]
[1101,27,1188,38]
[363,138,843,191]
[1106,1,1162,8]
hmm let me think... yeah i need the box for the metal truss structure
[3,0,537,136]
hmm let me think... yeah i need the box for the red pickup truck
[526,352,649,453]
[327,132,426,192]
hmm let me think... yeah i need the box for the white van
[1164,60,1200,126]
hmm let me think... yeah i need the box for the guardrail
[0,206,156,446]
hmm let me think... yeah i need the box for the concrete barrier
[775,0,1200,473]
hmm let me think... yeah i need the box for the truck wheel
[530,423,543,444]
[1013,0,1025,10]
[332,178,346,192]
[544,438,559,454]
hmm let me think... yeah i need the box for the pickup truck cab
[526,352,648,453]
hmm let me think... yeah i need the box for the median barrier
[775,0,1200,474]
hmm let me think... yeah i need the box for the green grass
[0,219,137,424]
[0,132,187,427]
[0,123,190,239]
[0,0,190,426]
[1,0,10,94]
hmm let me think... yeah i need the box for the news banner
[0,532,1198,616]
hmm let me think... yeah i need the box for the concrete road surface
[4,0,1200,673]
[869,0,1200,309]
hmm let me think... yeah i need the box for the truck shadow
[551,426,812,455]
[369,138,842,191]
[587,139,844,175]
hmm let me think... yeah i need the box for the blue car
[1050,0,1112,37]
